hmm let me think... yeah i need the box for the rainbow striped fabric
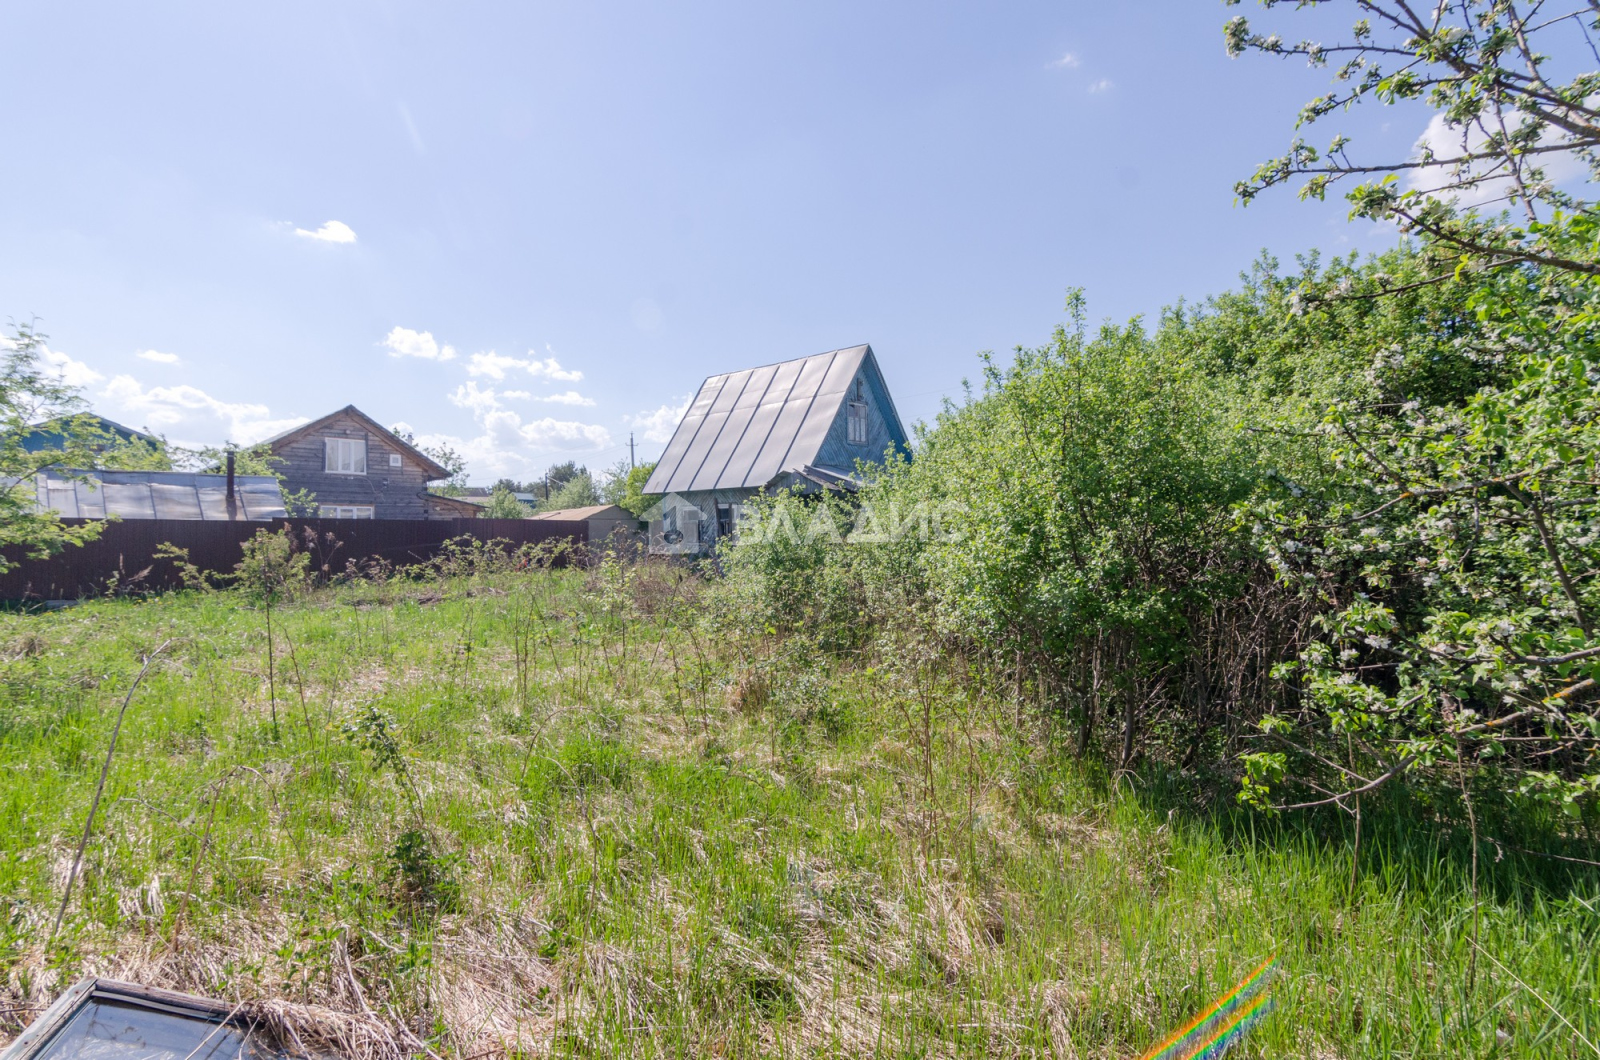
[1139,957,1277,1060]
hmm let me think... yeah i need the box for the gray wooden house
[265,405,469,520]
[642,344,907,553]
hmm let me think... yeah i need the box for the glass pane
[33,999,252,1060]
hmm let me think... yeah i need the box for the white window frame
[388,453,402,468]
[324,505,375,519]
[324,437,367,475]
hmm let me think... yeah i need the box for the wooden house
[264,405,465,520]
[641,344,908,554]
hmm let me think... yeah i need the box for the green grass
[0,562,1595,1058]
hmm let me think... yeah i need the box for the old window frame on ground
[0,977,273,1060]
[323,437,367,475]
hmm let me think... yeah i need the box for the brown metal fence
[0,517,589,601]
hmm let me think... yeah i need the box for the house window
[847,377,869,445]
[716,503,734,538]
[847,402,868,445]
[325,505,375,519]
[324,437,367,475]
[389,453,402,468]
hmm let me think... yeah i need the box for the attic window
[389,453,402,468]
[847,401,868,445]
[324,437,366,475]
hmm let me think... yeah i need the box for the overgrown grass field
[0,560,1595,1058]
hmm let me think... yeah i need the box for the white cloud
[41,347,105,388]
[1407,112,1586,207]
[626,395,691,444]
[1052,52,1080,69]
[465,349,582,382]
[534,390,595,406]
[383,326,456,361]
[447,380,506,415]
[438,382,611,474]
[294,220,357,244]
[137,349,180,364]
[1088,79,1113,94]
[100,375,306,444]
[463,351,521,380]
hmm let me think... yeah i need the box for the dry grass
[0,565,1594,1058]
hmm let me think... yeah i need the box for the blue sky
[3,1,1417,483]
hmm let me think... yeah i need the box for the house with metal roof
[641,344,908,554]
[19,414,160,455]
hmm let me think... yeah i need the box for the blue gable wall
[813,358,908,475]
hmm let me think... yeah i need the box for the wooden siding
[271,409,441,519]
[814,365,903,473]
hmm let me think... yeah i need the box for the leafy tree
[96,434,173,471]
[1240,253,1600,821]
[0,323,107,570]
[482,487,532,519]
[539,471,599,512]
[1225,1,1600,821]
[600,459,657,516]
[1228,0,1600,277]
[389,425,469,493]
[903,299,1271,767]
[24,415,174,471]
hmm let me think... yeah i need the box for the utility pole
[629,432,636,470]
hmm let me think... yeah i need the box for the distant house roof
[263,405,451,480]
[423,493,483,516]
[529,504,632,521]
[454,492,541,507]
[19,415,159,454]
[18,469,286,520]
[643,344,907,496]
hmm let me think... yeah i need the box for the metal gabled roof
[21,469,287,520]
[644,344,898,495]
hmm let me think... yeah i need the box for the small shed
[531,504,638,544]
